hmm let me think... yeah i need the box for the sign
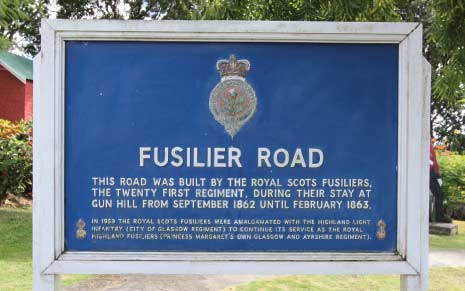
[33,20,430,291]
[64,41,398,252]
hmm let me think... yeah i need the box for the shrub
[0,119,32,204]
[445,202,465,220]
[437,152,465,204]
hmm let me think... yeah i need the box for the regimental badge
[76,218,87,239]
[376,219,386,240]
[209,54,257,138]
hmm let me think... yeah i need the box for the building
[0,50,33,121]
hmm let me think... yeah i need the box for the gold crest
[376,219,386,240]
[76,218,87,239]
[209,54,257,138]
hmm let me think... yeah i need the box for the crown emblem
[76,218,87,239]
[209,54,257,138]
[376,219,386,240]
[216,55,251,78]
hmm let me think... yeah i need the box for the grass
[430,220,465,250]
[0,207,90,291]
[0,207,32,291]
[1,207,464,290]
[233,268,465,291]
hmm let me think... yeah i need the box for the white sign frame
[33,20,430,291]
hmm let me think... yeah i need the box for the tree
[56,0,195,20]
[21,1,49,55]
[190,0,401,21]
[395,0,465,152]
[0,0,48,55]
[0,0,20,49]
[429,0,465,152]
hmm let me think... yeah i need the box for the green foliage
[0,0,48,55]
[20,0,49,55]
[437,152,465,203]
[427,0,465,151]
[56,0,195,20]
[446,202,465,220]
[0,0,11,49]
[190,0,401,21]
[0,36,10,49]
[0,119,32,204]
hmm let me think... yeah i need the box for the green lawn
[0,207,89,291]
[430,220,465,250]
[0,207,32,291]
[233,268,465,291]
[1,207,465,291]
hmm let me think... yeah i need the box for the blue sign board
[64,41,398,252]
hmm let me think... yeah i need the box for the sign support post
[400,52,432,291]
[33,21,62,291]
[400,27,431,291]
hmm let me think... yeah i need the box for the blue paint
[65,41,398,252]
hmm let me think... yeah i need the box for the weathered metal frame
[33,20,429,290]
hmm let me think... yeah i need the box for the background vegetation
[0,119,32,204]
[437,151,465,204]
